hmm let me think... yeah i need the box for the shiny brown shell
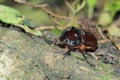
[55,26,98,53]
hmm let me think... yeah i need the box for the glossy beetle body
[55,26,98,55]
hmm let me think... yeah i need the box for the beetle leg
[44,38,54,45]
[79,44,86,51]
[62,51,71,59]
[82,52,87,59]
[62,47,71,59]
[81,52,96,67]
[65,47,71,55]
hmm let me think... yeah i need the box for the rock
[0,26,119,80]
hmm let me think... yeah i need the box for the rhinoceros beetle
[54,26,98,54]
[53,26,98,65]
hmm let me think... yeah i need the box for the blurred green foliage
[86,0,96,19]
[41,0,64,7]
[0,0,5,3]
[0,0,120,35]
[65,0,85,16]
[104,1,120,16]
[52,28,63,36]
[99,1,120,26]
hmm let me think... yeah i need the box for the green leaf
[30,29,43,36]
[0,5,43,36]
[15,24,43,36]
[0,5,24,24]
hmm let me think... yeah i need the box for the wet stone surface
[0,26,120,80]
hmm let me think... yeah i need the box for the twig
[50,16,64,27]
[108,35,120,51]
[96,25,106,40]
[14,0,82,25]
[35,26,55,30]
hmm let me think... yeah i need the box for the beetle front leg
[62,47,71,59]
[62,51,71,59]
[81,52,96,67]
[64,47,71,55]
